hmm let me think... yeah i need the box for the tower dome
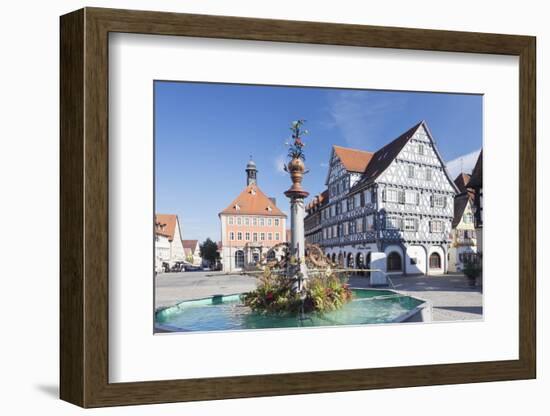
[245,157,258,186]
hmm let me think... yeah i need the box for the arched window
[429,252,441,269]
[387,251,402,272]
[347,253,354,268]
[235,250,244,268]
[356,253,364,269]
[331,253,336,263]
[252,252,260,263]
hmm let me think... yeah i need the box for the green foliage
[242,267,353,314]
[463,260,481,280]
[199,238,219,265]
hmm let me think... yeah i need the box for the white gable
[324,149,346,186]
[377,124,456,193]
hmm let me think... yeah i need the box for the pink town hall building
[219,159,287,271]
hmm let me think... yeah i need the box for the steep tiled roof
[155,214,179,241]
[358,121,424,186]
[469,150,483,188]
[219,184,286,217]
[452,194,470,228]
[306,189,330,210]
[333,145,374,173]
[454,173,471,194]
[182,240,199,250]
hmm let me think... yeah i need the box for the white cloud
[326,90,406,148]
[274,154,287,175]
[445,149,481,179]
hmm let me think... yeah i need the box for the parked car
[184,264,202,272]
[170,261,186,272]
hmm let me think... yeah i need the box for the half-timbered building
[305,120,458,277]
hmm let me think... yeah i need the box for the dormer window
[267,206,272,212]
[234,204,240,210]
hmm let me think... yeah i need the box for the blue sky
[155,81,482,243]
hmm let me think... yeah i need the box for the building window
[245,217,250,225]
[253,233,258,242]
[364,189,371,204]
[235,250,244,268]
[275,232,280,240]
[237,232,243,240]
[230,232,235,241]
[432,194,446,208]
[387,252,402,272]
[366,215,374,230]
[386,216,401,230]
[245,232,250,241]
[267,218,272,226]
[426,168,432,181]
[253,217,257,226]
[403,218,418,231]
[430,220,443,233]
[268,232,272,240]
[429,252,442,269]
[259,218,265,226]
[228,217,234,225]
[384,188,402,203]
[237,217,242,225]
[260,233,265,241]
[356,218,363,233]
[407,165,415,178]
[464,212,473,223]
[418,144,425,155]
[274,218,279,226]
[343,222,349,235]
[349,220,356,234]
[405,190,418,205]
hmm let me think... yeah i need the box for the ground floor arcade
[322,242,449,276]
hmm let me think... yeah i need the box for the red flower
[265,292,274,302]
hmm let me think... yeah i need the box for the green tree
[200,238,219,266]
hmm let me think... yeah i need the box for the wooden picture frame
[60,7,536,408]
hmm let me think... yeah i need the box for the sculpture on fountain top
[284,120,310,199]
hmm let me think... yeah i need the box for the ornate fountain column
[284,120,310,290]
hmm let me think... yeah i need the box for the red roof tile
[333,145,374,173]
[155,214,179,241]
[181,239,199,250]
[219,184,286,217]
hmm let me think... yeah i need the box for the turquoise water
[155,289,425,332]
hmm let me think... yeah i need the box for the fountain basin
[155,289,431,333]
